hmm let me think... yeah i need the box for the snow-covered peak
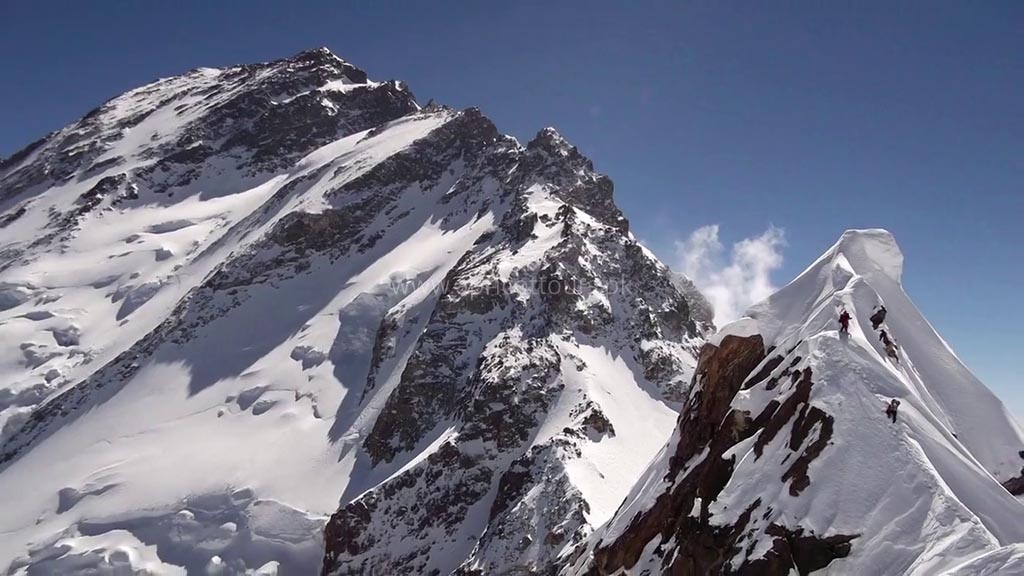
[570,228,1024,575]
[289,46,347,64]
[525,127,586,167]
[0,50,708,575]
[729,227,1023,476]
[0,46,418,216]
[735,228,904,349]
[826,228,904,283]
[277,46,370,84]
[528,126,570,150]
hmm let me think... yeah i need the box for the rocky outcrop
[670,272,715,332]
[323,124,704,573]
[1005,453,1024,496]
[520,128,628,232]
[579,334,855,575]
[1005,475,1024,496]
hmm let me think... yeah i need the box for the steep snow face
[0,48,419,449]
[571,229,1024,576]
[0,50,706,575]
[747,230,1024,483]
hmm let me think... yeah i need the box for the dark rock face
[586,335,768,574]
[670,272,715,333]
[758,525,856,576]
[1006,477,1024,496]
[1005,458,1024,496]
[76,173,127,214]
[323,440,496,576]
[755,373,834,497]
[321,126,703,574]
[521,128,628,232]
[582,335,855,576]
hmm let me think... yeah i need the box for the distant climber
[870,305,887,330]
[878,330,900,361]
[885,341,899,362]
[885,399,901,423]
[838,310,851,334]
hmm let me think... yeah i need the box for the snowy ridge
[748,229,1024,482]
[0,49,706,575]
[0,47,421,451]
[571,229,1024,575]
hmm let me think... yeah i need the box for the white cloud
[674,224,786,325]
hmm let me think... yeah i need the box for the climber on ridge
[879,330,900,361]
[876,330,901,360]
[885,340,900,362]
[870,305,887,330]
[838,309,852,335]
[885,398,901,423]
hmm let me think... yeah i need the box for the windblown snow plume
[675,224,785,325]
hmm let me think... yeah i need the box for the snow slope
[0,50,706,575]
[572,229,1024,575]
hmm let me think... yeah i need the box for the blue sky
[1,2,1021,417]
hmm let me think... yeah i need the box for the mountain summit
[1,48,1020,576]
[0,49,705,574]
[569,229,1024,575]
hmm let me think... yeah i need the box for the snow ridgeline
[569,229,1024,575]
[0,49,708,575]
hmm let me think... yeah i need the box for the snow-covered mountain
[568,229,1024,575]
[0,49,706,575]
[3,47,1021,576]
